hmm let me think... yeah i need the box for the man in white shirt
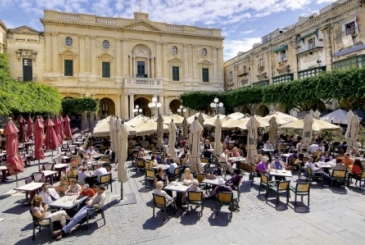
[318,142,325,152]
[305,157,328,177]
[167,159,178,176]
[309,142,319,154]
[39,183,60,204]
[93,163,108,185]
[263,141,273,150]
[219,149,233,174]
[153,181,176,208]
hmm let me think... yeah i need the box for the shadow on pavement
[207,211,231,226]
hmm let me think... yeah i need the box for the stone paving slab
[1,152,365,244]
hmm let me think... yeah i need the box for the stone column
[192,45,197,79]
[151,57,155,78]
[121,38,128,76]
[129,55,132,76]
[116,95,121,117]
[79,35,85,73]
[164,96,169,114]
[116,38,121,76]
[162,42,168,78]
[184,44,189,80]
[159,95,164,115]
[52,32,58,72]
[45,32,52,71]
[84,36,91,73]
[129,94,135,119]
[323,27,333,72]
[90,36,96,75]
[124,94,129,119]
[217,47,224,82]
[213,46,218,82]
[132,56,136,77]
[156,42,162,77]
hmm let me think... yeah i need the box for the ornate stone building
[2,10,224,119]
[224,0,365,99]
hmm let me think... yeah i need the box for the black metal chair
[152,193,176,221]
[269,181,291,205]
[216,191,234,216]
[330,169,347,187]
[186,191,204,215]
[290,182,311,207]
[30,208,57,240]
[145,169,156,188]
[305,167,324,185]
[100,173,112,192]
[86,207,106,230]
[348,170,365,190]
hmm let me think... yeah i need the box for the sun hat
[274,154,280,158]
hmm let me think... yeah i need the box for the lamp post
[177,105,186,116]
[148,96,161,118]
[133,105,143,116]
[210,97,223,115]
[102,102,109,117]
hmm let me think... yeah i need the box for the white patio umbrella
[346,114,360,151]
[214,116,223,156]
[167,119,177,160]
[117,120,129,199]
[187,113,210,124]
[134,119,168,136]
[109,116,117,151]
[313,109,321,119]
[188,118,204,174]
[269,116,278,148]
[162,114,184,126]
[227,112,245,119]
[302,114,314,150]
[279,117,340,131]
[125,115,149,127]
[93,116,136,136]
[182,117,189,138]
[156,114,164,149]
[321,109,349,124]
[246,116,260,171]
[345,110,354,138]
[263,111,298,125]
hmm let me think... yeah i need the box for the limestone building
[2,10,224,119]
[224,0,365,94]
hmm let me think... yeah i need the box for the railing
[18,76,36,82]
[96,17,116,25]
[196,28,213,35]
[57,14,80,21]
[134,78,161,86]
[166,25,184,32]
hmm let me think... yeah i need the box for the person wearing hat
[271,154,286,180]
[53,185,107,240]
[79,184,95,198]
[256,156,270,174]
[211,178,232,197]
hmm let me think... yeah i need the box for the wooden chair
[269,181,290,205]
[100,173,112,192]
[136,159,145,172]
[171,167,182,181]
[348,170,365,190]
[305,167,324,185]
[145,169,155,188]
[200,157,210,164]
[30,208,58,240]
[290,182,311,207]
[196,173,210,193]
[186,191,204,215]
[152,193,176,221]
[216,192,234,216]
[330,169,347,187]
[258,174,274,201]
[86,207,106,230]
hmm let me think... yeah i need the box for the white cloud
[224,38,261,61]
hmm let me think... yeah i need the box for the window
[172,46,178,54]
[202,68,209,82]
[172,66,179,81]
[102,62,110,78]
[259,59,264,68]
[272,74,293,84]
[298,66,326,79]
[242,66,247,74]
[308,38,315,50]
[229,71,233,81]
[65,37,72,46]
[137,61,145,77]
[278,50,287,62]
[333,55,365,70]
[345,21,356,36]
[64,60,73,76]
[253,80,269,87]
[103,40,110,49]
[202,48,207,56]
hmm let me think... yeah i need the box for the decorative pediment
[277,65,291,75]
[168,57,183,64]
[198,60,212,66]
[60,50,77,59]
[132,45,151,56]
[256,72,267,81]
[123,21,162,32]
[15,49,37,61]
[9,25,40,35]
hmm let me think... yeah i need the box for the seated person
[263,141,274,150]
[78,184,95,198]
[86,146,97,156]
[78,161,90,171]
[256,156,270,175]
[305,156,328,177]
[219,149,234,174]
[31,195,71,229]
[138,148,147,159]
[288,150,299,164]
[154,167,169,186]
[271,154,286,180]
[65,179,81,195]
[77,168,90,184]
[342,153,354,169]
[213,164,223,176]
[93,162,108,185]
[211,178,232,197]
[153,181,176,208]
[181,168,194,185]
[231,147,240,157]
[225,169,243,189]
[155,153,162,164]
[188,179,202,192]
[53,185,106,240]
[150,156,158,167]
[167,158,178,178]
[39,183,60,204]
[164,154,172,164]
[348,159,363,184]
[350,148,361,158]
[321,151,332,162]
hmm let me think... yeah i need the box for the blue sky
[0,0,336,60]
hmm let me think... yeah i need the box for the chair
[30,208,57,240]
[31,172,45,182]
[330,169,347,187]
[290,182,311,207]
[152,193,176,221]
[25,176,33,200]
[145,161,153,169]
[145,169,155,188]
[86,207,106,230]
[348,170,365,190]
[232,176,243,201]
[100,173,112,192]
[101,157,111,164]
[186,191,204,215]
[305,167,324,185]
[216,191,234,216]
[269,181,290,205]
[196,173,211,193]
[136,159,145,172]
[200,157,210,164]
[42,162,54,171]
[258,175,274,201]
[171,167,182,181]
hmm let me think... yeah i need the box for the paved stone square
[0,152,365,245]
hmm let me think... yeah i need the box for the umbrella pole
[15,172,19,188]
[38,159,41,171]
[120,182,124,200]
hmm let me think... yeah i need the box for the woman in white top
[153,181,176,207]
[181,168,194,185]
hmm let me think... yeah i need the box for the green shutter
[102,62,110,78]
[64,60,73,76]
[273,44,288,53]
[172,66,179,81]
[202,68,209,82]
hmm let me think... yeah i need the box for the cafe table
[54,163,69,179]
[269,170,293,178]
[14,182,43,203]
[316,162,335,169]
[202,177,226,185]
[164,182,191,207]
[42,170,58,185]
[49,195,88,209]
[152,164,169,171]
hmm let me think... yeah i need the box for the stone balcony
[124,77,163,88]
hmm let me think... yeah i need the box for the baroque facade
[1,10,224,119]
[224,0,365,92]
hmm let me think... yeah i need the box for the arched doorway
[238,105,251,115]
[257,104,269,117]
[134,97,152,117]
[169,99,181,114]
[98,98,115,119]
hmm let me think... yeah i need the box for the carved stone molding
[240,76,248,85]
[278,60,288,67]
[277,65,291,75]
[90,35,97,40]
[256,72,267,81]
[15,49,37,61]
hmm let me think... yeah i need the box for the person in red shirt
[79,184,95,198]
[347,159,363,186]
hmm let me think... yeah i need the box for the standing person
[53,185,107,240]
[203,139,213,159]
[219,149,234,174]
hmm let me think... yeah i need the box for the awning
[334,44,365,58]
[300,30,318,42]
[273,44,288,53]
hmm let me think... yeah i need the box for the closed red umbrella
[44,117,59,150]
[59,116,65,140]
[63,115,72,138]
[17,116,28,143]
[3,118,24,186]
[34,116,45,161]
[26,116,34,139]
[53,116,62,143]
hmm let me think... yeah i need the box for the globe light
[219,102,223,108]
[152,97,157,103]
[214,97,219,103]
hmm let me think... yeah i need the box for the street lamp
[133,105,143,116]
[177,105,186,116]
[210,97,223,115]
[148,96,161,118]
